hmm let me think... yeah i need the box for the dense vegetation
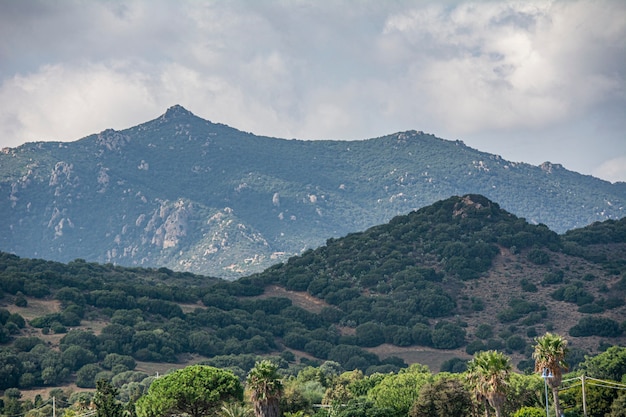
[1,106,624,278]
[2,345,626,417]
[1,195,625,400]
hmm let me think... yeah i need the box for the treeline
[0,252,401,391]
[2,344,626,417]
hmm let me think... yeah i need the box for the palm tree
[219,402,253,417]
[246,360,283,417]
[533,333,569,417]
[467,350,512,417]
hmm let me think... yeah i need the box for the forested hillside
[1,195,625,403]
[1,106,624,278]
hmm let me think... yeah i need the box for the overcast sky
[1,0,625,182]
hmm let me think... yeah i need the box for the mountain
[1,195,624,392]
[1,105,624,278]
[250,195,626,357]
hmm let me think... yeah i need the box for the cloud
[0,63,160,144]
[377,1,625,135]
[0,0,624,181]
[594,156,626,184]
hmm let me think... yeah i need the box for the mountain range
[1,105,624,278]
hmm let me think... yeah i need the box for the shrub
[76,363,101,388]
[412,324,433,346]
[569,317,623,337]
[506,335,526,352]
[355,322,385,347]
[475,324,493,340]
[541,270,564,285]
[527,249,550,265]
[465,340,486,355]
[520,279,538,292]
[513,406,545,417]
[431,322,466,349]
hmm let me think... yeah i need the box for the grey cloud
[0,0,624,182]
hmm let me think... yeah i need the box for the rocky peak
[161,105,195,120]
[452,194,496,218]
[540,161,563,174]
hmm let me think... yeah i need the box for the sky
[1,0,625,183]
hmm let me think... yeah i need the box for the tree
[608,393,626,417]
[579,345,626,381]
[219,402,253,417]
[368,364,433,417]
[0,350,22,389]
[94,379,123,417]
[512,407,545,417]
[410,376,473,417]
[533,333,568,417]
[136,365,243,417]
[467,350,512,417]
[246,360,283,417]
[76,363,102,388]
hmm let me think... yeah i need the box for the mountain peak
[162,105,195,120]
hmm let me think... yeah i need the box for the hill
[1,195,624,393]
[1,105,624,279]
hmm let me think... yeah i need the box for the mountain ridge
[1,106,624,278]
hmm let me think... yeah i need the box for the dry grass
[256,285,330,314]
[2,298,61,320]
[460,247,626,354]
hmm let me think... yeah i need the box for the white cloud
[0,63,160,144]
[593,156,626,184]
[0,0,624,181]
[378,1,625,135]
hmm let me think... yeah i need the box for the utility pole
[53,396,56,417]
[581,374,588,417]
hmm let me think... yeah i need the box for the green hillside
[1,195,624,397]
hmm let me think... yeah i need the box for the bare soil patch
[178,301,204,313]
[368,344,470,371]
[2,298,61,320]
[256,285,330,314]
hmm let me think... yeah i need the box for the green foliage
[431,322,466,349]
[579,346,626,381]
[0,189,624,395]
[569,317,623,337]
[439,358,468,373]
[368,365,433,417]
[136,365,243,417]
[541,269,564,285]
[563,218,626,245]
[512,407,545,417]
[498,298,545,323]
[503,373,545,416]
[551,282,595,306]
[520,279,538,292]
[527,249,551,265]
[76,364,102,388]
[355,322,385,347]
[475,323,494,340]
[94,379,123,417]
[246,360,283,417]
[608,393,626,417]
[533,333,569,417]
[102,354,136,371]
[409,376,473,417]
[506,335,526,353]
